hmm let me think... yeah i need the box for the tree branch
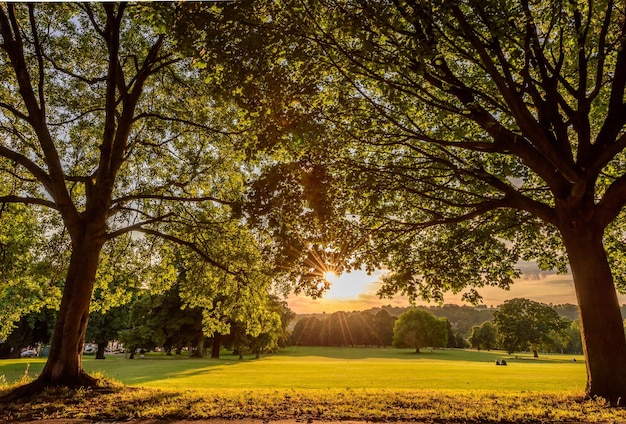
[133,112,248,136]
[28,4,46,120]
[0,195,57,210]
[111,193,235,207]
[597,175,626,228]
[128,227,242,278]
[0,145,52,191]
[0,4,77,223]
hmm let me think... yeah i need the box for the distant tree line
[291,309,397,347]
[289,300,624,355]
[0,284,295,360]
[0,298,618,359]
[291,306,473,348]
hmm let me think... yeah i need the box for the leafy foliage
[118,283,203,356]
[494,298,568,355]
[291,310,397,347]
[0,308,56,358]
[468,321,497,351]
[392,308,448,352]
[0,204,61,340]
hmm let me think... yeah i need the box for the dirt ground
[0,421,378,424]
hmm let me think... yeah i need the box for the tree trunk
[211,333,222,359]
[562,226,626,404]
[39,237,102,384]
[191,332,205,358]
[1,232,104,400]
[532,350,538,358]
[96,342,107,360]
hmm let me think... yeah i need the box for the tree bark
[1,230,105,400]
[562,225,626,404]
[39,234,103,385]
[96,342,107,360]
[191,332,205,358]
[211,333,222,359]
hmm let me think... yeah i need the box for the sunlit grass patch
[0,347,607,423]
[75,347,589,393]
[0,347,587,392]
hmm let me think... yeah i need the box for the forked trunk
[562,226,626,404]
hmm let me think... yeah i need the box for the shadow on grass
[83,354,246,386]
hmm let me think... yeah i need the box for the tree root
[0,372,102,403]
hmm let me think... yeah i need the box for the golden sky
[286,263,626,314]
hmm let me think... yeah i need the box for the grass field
[0,346,586,393]
[3,347,625,423]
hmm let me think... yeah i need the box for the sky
[286,262,626,314]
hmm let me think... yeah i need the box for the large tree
[118,284,204,357]
[468,321,497,351]
[392,308,448,353]
[0,3,250,397]
[263,0,626,403]
[85,306,130,360]
[493,298,566,356]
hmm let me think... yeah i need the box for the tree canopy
[494,298,567,356]
[468,321,497,351]
[224,0,626,402]
[392,308,448,353]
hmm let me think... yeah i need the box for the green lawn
[4,347,624,423]
[0,346,586,394]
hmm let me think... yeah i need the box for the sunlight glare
[324,270,340,283]
[320,268,385,300]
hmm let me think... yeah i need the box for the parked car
[83,345,97,355]
[20,349,38,358]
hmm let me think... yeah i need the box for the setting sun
[323,270,340,283]
[316,268,387,301]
